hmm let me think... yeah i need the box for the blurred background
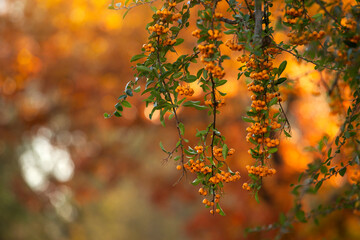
[0,0,359,239]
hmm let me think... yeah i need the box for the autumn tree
[108,0,360,237]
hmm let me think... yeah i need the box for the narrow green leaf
[123,8,130,19]
[242,116,255,123]
[315,180,323,192]
[173,72,183,79]
[130,54,147,62]
[174,38,184,46]
[216,203,226,216]
[159,141,167,153]
[134,86,141,93]
[136,65,151,72]
[275,77,287,85]
[255,191,260,203]
[222,144,228,160]
[268,148,278,154]
[268,97,278,107]
[121,100,132,108]
[118,94,127,100]
[278,60,287,76]
[179,122,185,135]
[284,130,291,137]
[183,101,208,110]
[191,177,202,185]
[327,148,332,158]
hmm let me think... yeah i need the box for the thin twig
[314,0,345,30]
[328,72,341,95]
[276,45,345,72]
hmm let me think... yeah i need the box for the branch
[314,0,346,30]
[253,0,262,46]
[218,17,237,25]
[276,45,345,72]
[244,0,253,18]
[328,72,341,95]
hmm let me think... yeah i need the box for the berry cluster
[288,30,325,45]
[208,29,222,40]
[175,85,195,96]
[194,145,204,153]
[205,95,225,108]
[225,39,244,51]
[209,171,241,184]
[246,165,276,177]
[143,43,155,52]
[284,7,304,24]
[148,23,170,35]
[156,8,172,19]
[182,159,212,174]
[239,44,283,192]
[213,146,235,158]
[192,29,201,38]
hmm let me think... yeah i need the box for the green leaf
[114,111,122,117]
[125,89,133,96]
[134,86,141,93]
[136,65,151,72]
[312,13,323,20]
[159,141,167,153]
[216,203,226,216]
[292,185,301,196]
[150,5,157,12]
[131,54,147,62]
[183,101,208,110]
[295,209,307,223]
[339,167,347,176]
[314,180,323,192]
[320,165,328,174]
[268,97,278,107]
[222,144,228,160]
[216,79,227,87]
[191,177,202,185]
[327,148,332,158]
[255,191,260,203]
[268,148,278,154]
[174,38,184,46]
[115,103,123,111]
[173,72,183,79]
[179,122,185,135]
[104,113,110,118]
[185,75,198,83]
[279,213,286,225]
[123,8,130,19]
[118,94,127,100]
[121,100,132,108]
[277,60,287,76]
[275,77,287,85]
[242,116,255,123]
[284,130,291,137]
